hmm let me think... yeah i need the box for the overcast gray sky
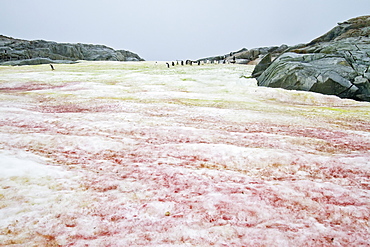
[1,0,369,61]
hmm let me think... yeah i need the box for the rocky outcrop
[0,35,144,65]
[252,15,370,102]
[197,44,288,64]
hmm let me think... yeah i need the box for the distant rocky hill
[0,35,144,66]
[197,44,289,65]
[252,15,370,102]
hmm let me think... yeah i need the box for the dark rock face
[0,35,144,65]
[252,15,370,102]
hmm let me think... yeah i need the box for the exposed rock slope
[0,35,144,65]
[197,44,288,64]
[252,15,370,102]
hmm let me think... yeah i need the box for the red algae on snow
[0,62,369,246]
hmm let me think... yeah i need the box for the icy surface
[0,61,369,246]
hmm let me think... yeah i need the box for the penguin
[50,64,55,70]
[230,56,236,64]
[172,61,175,66]
[166,62,170,68]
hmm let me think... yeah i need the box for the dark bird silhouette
[50,64,55,70]
[230,56,236,64]
[166,62,170,68]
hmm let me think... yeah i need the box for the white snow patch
[0,151,67,178]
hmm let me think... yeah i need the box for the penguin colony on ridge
[164,53,237,68]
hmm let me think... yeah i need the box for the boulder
[0,35,144,65]
[252,15,370,102]
[251,53,272,77]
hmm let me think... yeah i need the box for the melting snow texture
[0,61,369,246]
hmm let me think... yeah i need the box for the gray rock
[251,53,272,78]
[0,58,77,66]
[0,35,144,66]
[253,15,370,102]
[363,73,370,80]
[196,44,288,64]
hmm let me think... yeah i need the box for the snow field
[0,61,369,246]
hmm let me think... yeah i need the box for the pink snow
[0,62,369,246]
